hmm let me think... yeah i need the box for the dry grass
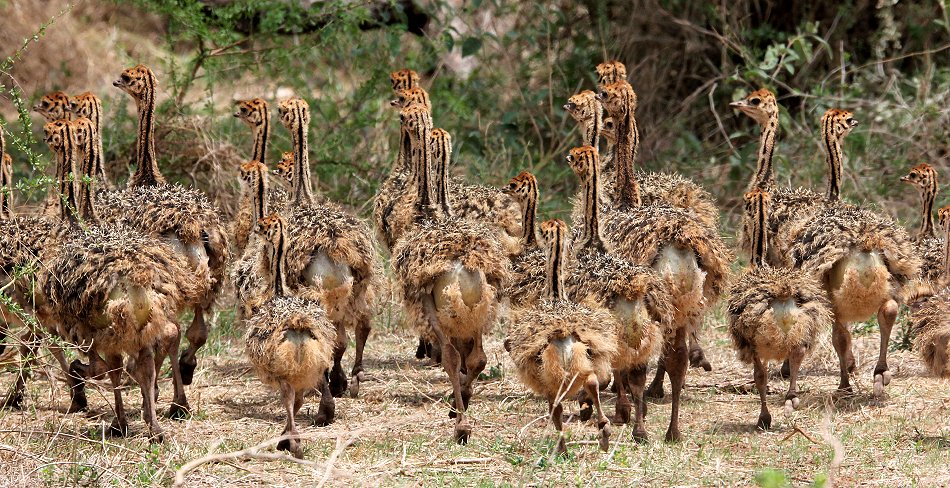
[1,293,948,487]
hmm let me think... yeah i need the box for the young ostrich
[593,61,720,231]
[33,91,75,217]
[730,89,826,264]
[374,73,428,252]
[68,92,112,189]
[276,96,380,398]
[900,163,945,295]
[230,160,276,318]
[245,213,338,458]
[565,87,714,374]
[564,145,670,440]
[97,65,231,387]
[595,81,732,440]
[910,204,950,378]
[391,104,509,444]
[33,91,72,122]
[786,109,920,395]
[0,119,86,411]
[232,98,288,254]
[728,188,831,429]
[507,218,617,456]
[502,171,546,306]
[40,118,201,440]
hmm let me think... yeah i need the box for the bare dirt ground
[1,296,948,487]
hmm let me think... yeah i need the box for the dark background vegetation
[1,0,948,234]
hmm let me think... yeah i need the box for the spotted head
[939,204,950,228]
[504,171,539,205]
[900,163,938,195]
[43,119,76,153]
[113,65,158,100]
[391,87,431,112]
[275,151,294,183]
[540,218,568,247]
[234,98,269,128]
[70,117,93,153]
[33,91,72,122]
[68,92,103,125]
[400,104,433,143]
[821,108,859,140]
[240,160,268,188]
[564,90,600,124]
[566,145,599,178]
[277,97,310,131]
[430,128,451,162]
[597,81,637,121]
[390,69,420,92]
[596,60,627,88]
[256,213,286,245]
[730,89,778,126]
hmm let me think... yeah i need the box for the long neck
[54,133,79,226]
[268,231,288,297]
[521,193,538,247]
[411,129,435,220]
[613,106,641,209]
[919,187,936,238]
[253,116,270,166]
[252,172,268,224]
[543,233,567,301]
[77,135,99,222]
[584,109,601,148]
[580,163,605,251]
[396,126,410,173]
[823,123,843,202]
[87,104,109,187]
[433,139,451,215]
[129,81,165,187]
[750,204,767,268]
[750,113,778,191]
[291,114,314,206]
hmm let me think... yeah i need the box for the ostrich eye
[750,98,761,106]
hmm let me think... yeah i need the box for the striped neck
[82,98,110,188]
[253,169,268,224]
[129,74,165,187]
[396,127,410,173]
[584,106,602,149]
[750,112,778,192]
[613,100,641,209]
[543,228,567,301]
[290,109,314,206]
[252,112,270,166]
[268,226,289,297]
[521,189,538,248]
[431,130,452,216]
[579,154,606,251]
[50,124,80,226]
[822,117,843,202]
[405,113,435,220]
[919,185,936,238]
[76,124,100,222]
[748,193,768,267]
